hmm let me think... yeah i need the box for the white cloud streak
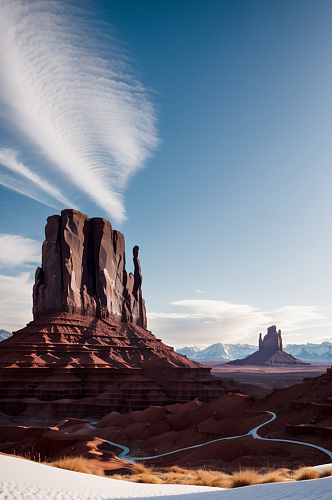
[0,272,33,331]
[148,299,329,348]
[0,0,158,223]
[0,148,72,207]
[0,233,41,266]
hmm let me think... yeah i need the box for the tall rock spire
[33,209,147,328]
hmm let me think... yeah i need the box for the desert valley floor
[0,363,332,475]
[211,363,330,397]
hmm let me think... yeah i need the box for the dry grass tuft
[168,465,190,474]
[46,458,328,487]
[136,475,162,484]
[112,471,162,484]
[162,472,190,484]
[192,469,231,488]
[130,463,152,474]
[291,467,320,481]
[48,456,104,476]
[259,468,291,484]
[113,463,327,488]
[320,468,332,478]
[30,451,326,488]
[230,469,260,488]
[113,466,231,488]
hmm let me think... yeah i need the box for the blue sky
[1,0,332,348]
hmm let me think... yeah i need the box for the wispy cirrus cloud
[0,0,158,223]
[148,299,329,348]
[0,148,72,207]
[0,233,41,266]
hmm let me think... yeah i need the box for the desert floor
[210,363,330,396]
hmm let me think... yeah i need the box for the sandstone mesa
[0,209,226,418]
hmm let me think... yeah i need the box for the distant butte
[228,325,309,366]
[0,209,226,418]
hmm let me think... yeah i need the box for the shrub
[193,469,231,488]
[230,469,260,488]
[114,466,231,488]
[259,468,291,483]
[135,473,162,484]
[291,467,320,481]
[168,465,190,474]
[163,472,192,484]
[320,468,332,478]
[112,472,162,484]
[48,456,104,476]
[130,463,152,474]
[46,454,324,488]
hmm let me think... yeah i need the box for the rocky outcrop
[229,326,309,366]
[0,210,227,416]
[33,209,146,328]
[259,325,282,352]
[0,312,225,416]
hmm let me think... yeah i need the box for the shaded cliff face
[33,209,146,328]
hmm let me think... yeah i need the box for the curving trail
[102,411,332,463]
[249,411,332,460]
[102,440,135,464]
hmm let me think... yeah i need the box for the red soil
[1,367,332,474]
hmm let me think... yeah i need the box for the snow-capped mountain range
[0,329,12,342]
[177,341,332,362]
[177,343,256,361]
[285,342,332,360]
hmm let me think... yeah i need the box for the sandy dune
[1,454,332,500]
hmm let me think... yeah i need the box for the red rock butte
[228,325,309,366]
[0,209,225,418]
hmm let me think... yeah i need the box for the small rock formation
[259,325,283,352]
[229,325,309,366]
[0,210,226,417]
[33,209,146,328]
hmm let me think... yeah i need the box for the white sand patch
[0,455,332,500]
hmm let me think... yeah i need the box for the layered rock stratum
[0,210,226,417]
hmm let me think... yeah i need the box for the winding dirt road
[102,411,332,463]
